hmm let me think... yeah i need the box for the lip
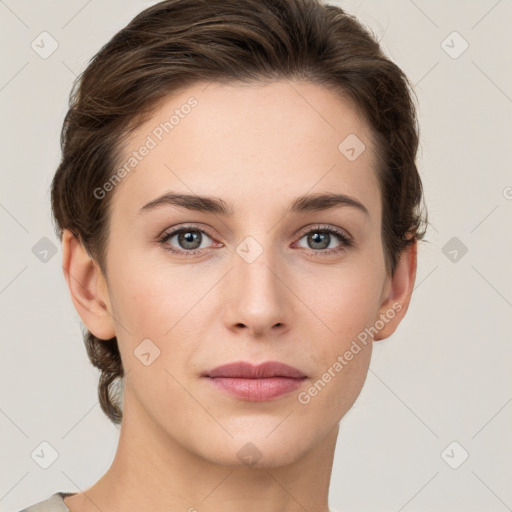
[203,361,307,379]
[202,361,307,401]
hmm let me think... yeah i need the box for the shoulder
[18,492,73,512]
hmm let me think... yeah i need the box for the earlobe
[374,240,418,341]
[61,229,116,340]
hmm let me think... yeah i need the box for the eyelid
[296,223,352,242]
[159,223,216,240]
[159,223,353,255]
[159,223,220,253]
[293,224,353,254]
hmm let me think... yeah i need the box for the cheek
[106,254,220,377]
[107,233,385,366]
[297,262,384,340]
[296,327,372,434]
[295,271,378,417]
[292,261,384,404]
[108,255,210,330]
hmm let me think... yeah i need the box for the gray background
[1,0,511,511]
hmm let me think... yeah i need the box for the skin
[61,80,417,512]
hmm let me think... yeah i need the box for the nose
[222,245,293,338]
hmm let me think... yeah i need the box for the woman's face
[96,80,409,467]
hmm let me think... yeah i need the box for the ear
[373,239,417,341]
[61,229,116,340]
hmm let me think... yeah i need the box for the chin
[192,428,318,469]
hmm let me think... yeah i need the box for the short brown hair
[51,0,427,425]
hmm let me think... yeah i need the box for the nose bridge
[225,231,290,333]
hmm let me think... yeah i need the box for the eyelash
[159,224,353,257]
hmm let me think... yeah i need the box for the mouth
[202,361,307,401]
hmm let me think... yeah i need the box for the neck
[65,387,339,512]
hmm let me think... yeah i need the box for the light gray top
[19,492,74,512]
[18,492,341,512]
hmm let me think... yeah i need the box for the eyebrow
[139,191,369,217]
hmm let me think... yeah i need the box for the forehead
[109,80,381,222]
